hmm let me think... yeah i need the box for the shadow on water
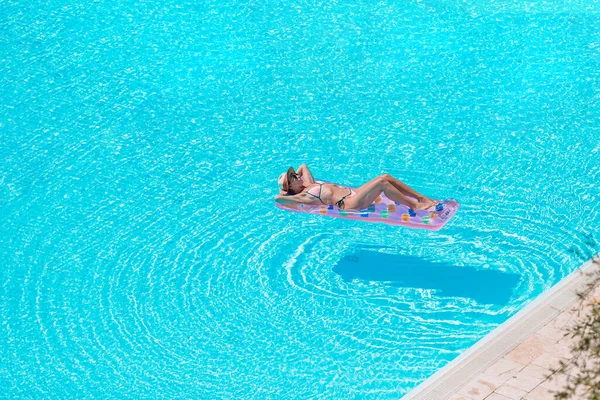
[332,248,520,305]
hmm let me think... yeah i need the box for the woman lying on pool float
[275,164,438,211]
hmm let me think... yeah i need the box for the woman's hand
[296,164,315,184]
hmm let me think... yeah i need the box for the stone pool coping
[403,253,600,400]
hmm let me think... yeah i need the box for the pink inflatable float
[275,180,459,231]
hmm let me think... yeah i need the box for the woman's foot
[416,195,434,203]
[413,200,438,211]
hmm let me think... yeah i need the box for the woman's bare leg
[345,177,432,210]
[380,174,434,203]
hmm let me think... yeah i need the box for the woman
[275,164,438,211]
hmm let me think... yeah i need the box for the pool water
[1,0,600,397]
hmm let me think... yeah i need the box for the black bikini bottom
[335,189,353,209]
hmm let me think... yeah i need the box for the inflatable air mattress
[275,181,459,231]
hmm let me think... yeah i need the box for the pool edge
[402,252,600,400]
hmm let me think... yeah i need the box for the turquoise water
[2,0,600,397]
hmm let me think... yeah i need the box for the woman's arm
[296,164,315,184]
[275,192,314,205]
